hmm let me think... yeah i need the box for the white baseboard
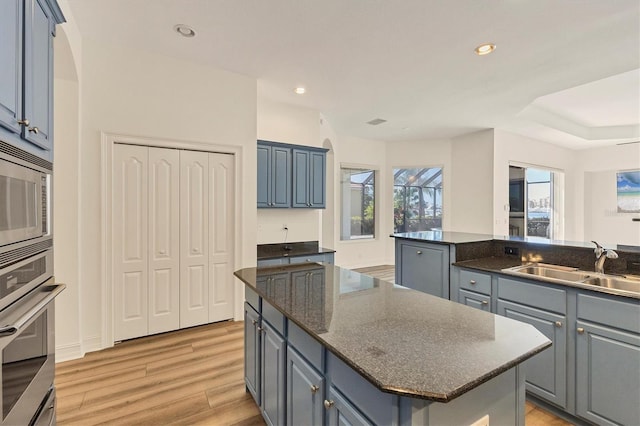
[83,335,103,354]
[55,342,83,363]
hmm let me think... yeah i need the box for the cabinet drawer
[288,321,323,371]
[262,300,286,335]
[459,289,491,311]
[497,277,566,314]
[289,254,328,264]
[459,270,492,295]
[577,293,640,334]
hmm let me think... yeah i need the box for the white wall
[55,38,257,359]
[257,98,321,244]
[578,144,640,246]
[450,130,495,234]
[493,130,577,239]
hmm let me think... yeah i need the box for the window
[341,168,375,240]
[393,167,443,233]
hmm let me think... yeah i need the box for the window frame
[340,164,378,241]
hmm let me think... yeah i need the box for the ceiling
[64,0,640,149]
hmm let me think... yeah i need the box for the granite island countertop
[234,263,551,402]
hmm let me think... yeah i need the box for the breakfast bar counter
[234,263,551,425]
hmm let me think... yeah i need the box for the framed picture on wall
[617,170,640,213]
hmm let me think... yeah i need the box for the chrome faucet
[592,241,618,274]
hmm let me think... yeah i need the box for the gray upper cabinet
[292,148,326,208]
[257,142,292,208]
[258,140,327,209]
[0,0,64,162]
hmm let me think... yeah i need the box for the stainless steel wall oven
[0,148,62,426]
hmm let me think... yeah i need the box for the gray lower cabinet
[326,385,372,426]
[244,302,261,405]
[396,241,449,298]
[287,347,325,426]
[459,289,491,311]
[261,321,286,426]
[497,299,567,409]
[575,293,640,426]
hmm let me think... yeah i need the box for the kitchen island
[234,263,551,426]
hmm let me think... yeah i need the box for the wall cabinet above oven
[0,0,65,163]
[257,140,328,209]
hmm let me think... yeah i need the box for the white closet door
[180,150,209,327]
[208,153,235,322]
[114,144,149,341]
[148,147,180,334]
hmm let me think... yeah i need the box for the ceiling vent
[367,118,387,126]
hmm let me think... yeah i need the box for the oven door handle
[0,284,65,337]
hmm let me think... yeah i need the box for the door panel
[245,304,261,404]
[257,144,270,207]
[292,149,309,208]
[148,147,179,334]
[261,322,286,426]
[180,151,209,327]
[399,243,447,298]
[114,144,148,340]
[309,151,325,207]
[0,0,22,135]
[271,146,291,207]
[208,153,234,322]
[287,347,324,426]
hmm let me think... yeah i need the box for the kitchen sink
[581,276,640,293]
[512,265,591,282]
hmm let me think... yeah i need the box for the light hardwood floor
[56,266,571,425]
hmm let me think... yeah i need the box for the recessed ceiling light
[294,87,306,94]
[174,24,196,38]
[474,43,496,56]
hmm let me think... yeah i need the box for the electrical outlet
[469,414,489,426]
[504,246,519,256]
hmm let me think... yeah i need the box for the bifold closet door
[148,147,180,334]
[114,144,149,341]
[208,153,235,322]
[180,150,210,327]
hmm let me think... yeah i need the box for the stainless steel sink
[503,263,640,296]
[513,266,591,282]
[581,276,640,293]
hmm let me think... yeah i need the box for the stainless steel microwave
[0,157,50,248]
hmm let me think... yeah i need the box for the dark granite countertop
[257,241,335,260]
[454,257,640,300]
[234,264,551,402]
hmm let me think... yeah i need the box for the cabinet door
[292,149,310,208]
[0,0,22,136]
[576,321,640,426]
[459,289,491,312]
[326,385,373,426]
[180,151,209,327]
[261,322,286,426]
[23,0,54,153]
[497,300,567,409]
[271,146,291,207]
[287,347,325,426]
[399,242,449,298]
[309,151,326,208]
[257,144,271,207]
[148,147,180,334]
[113,144,149,341]
[244,303,261,405]
[208,153,235,322]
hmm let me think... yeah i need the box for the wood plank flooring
[55,270,570,425]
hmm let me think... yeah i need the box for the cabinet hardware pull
[324,400,335,409]
[257,327,264,332]
[577,327,585,334]
[416,251,422,255]
[469,280,476,285]
[251,319,258,325]
[18,119,30,126]
[481,300,489,305]
[28,126,39,134]
[306,258,311,262]
[310,385,319,394]
[555,321,562,328]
